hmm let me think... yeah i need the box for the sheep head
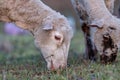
[34,14,73,70]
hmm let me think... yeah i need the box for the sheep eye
[55,36,61,41]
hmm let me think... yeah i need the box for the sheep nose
[50,64,66,71]
[49,62,66,70]
[59,64,66,69]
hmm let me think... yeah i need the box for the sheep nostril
[59,65,63,69]
[67,63,70,67]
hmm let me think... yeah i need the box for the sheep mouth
[100,53,117,64]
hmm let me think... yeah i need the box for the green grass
[0,32,120,80]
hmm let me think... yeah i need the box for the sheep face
[100,33,118,63]
[34,15,73,70]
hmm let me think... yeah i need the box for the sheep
[0,0,73,70]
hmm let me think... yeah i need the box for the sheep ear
[42,23,53,30]
[42,16,53,30]
[90,19,104,28]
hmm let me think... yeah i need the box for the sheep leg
[82,23,98,61]
[71,0,98,61]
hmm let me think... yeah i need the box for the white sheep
[0,0,73,70]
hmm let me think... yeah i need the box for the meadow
[0,31,120,80]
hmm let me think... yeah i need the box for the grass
[0,31,120,80]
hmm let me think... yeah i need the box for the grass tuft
[0,32,120,80]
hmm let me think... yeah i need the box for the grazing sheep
[0,0,73,70]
